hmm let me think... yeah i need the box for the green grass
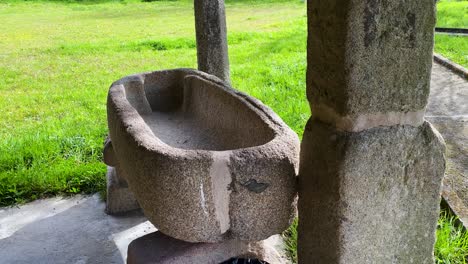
[435,35,468,68]
[283,217,298,262]
[435,210,468,263]
[437,0,468,28]
[0,0,465,207]
[0,0,467,261]
[0,0,308,206]
[435,0,468,67]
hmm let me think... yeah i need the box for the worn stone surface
[106,166,140,215]
[427,62,468,228]
[103,137,140,215]
[127,232,289,264]
[298,121,445,263]
[307,0,435,128]
[107,69,299,243]
[194,0,230,82]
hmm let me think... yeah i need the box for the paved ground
[0,62,466,264]
[0,194,156,264]
[427,63,468,226]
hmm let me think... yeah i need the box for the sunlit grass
[435,35,468,68]
[435,210,468,264]
[0,0,307,205]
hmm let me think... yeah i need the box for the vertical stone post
[298,0,446,263]
[194,0,230,83]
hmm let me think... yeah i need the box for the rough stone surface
[107,69,299,243]
[194,0,230,82]
[298,121,445,263]
[106,166,140,215]
[104,137,140,215]
[127,232,289,264]
[307,0,435,124]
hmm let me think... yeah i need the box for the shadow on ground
[0,194,154,264]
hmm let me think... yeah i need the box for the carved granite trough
[106,69,299,243]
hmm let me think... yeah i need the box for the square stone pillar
[298,0,446,263]
[194,0,230,83]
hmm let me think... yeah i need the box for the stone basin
[106,69,299,243]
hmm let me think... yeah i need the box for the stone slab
[427,62,468,228]
[298,120,445,263]
[0,194,154,264]
[106,166,140,215]
[127,232,289,264]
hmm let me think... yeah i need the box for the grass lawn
[0,0,309,205]
[0,0,467,262]
[435,0,468,67]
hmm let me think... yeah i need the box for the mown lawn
[0,0,467,262]
[0,0,309,205]
[435,0,468,67]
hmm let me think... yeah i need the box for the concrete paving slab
[427,62,468,227]
[0,194,155,264]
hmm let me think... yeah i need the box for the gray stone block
[107,69,299,242]
[127,232,288,264]
[106,166,140,215]
[298,120,445,263]
[307,0,435,128]
[194,0,230,82]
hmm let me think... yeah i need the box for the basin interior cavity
[124,71,275,151]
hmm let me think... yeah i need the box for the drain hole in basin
[219,258,270,264]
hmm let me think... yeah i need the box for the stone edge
[433,53,468,81]
[441,177,468,230]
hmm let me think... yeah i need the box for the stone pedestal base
[127,232,289,264]
[106,166,139,215]
[298,120,445,263]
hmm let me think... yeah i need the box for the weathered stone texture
[127,232,289,264]
[298,120,445,263]
[103,138,140,214]
[194,0,230,82]
[307,0,436,118]
[105,166,140,215]
[107,69,299,243]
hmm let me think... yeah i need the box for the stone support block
[307,0,436,132]
[298,120,445,263]
[103,137,140,215]
[106,166,140,215]
[194,0,230,83]
[127,232,288,264]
